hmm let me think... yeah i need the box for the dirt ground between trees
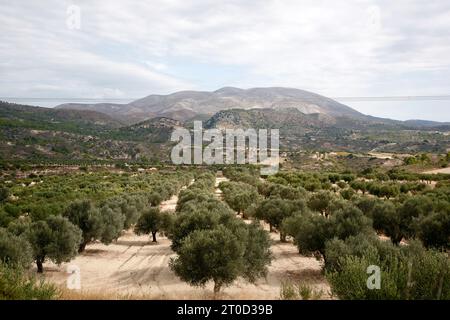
[42,177,331,299]
[424,167,450,174]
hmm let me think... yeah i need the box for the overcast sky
[1,0,450,121]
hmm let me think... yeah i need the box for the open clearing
[42,177,330,299]
[424,167,450,174]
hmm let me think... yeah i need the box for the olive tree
[170,226,244,293]
[170,223,271,294]
[255,198,303,240]
[25,216,82,273]
[134,207,167,242]
[417,209,450,249]
[0,228,33,268]
[330,206,372,240]
[292,205,373,258]
[0,187,10,203]
[371,201,404,245]
[98,205,125,244]
[170,203,235,252]
[292,213,333,257]
[63,200,102,252]
[220,182,260,218]
[307,191,335,217]
[148,192,163,207]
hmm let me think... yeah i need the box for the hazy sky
[1,1,450,121]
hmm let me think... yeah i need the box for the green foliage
[25,216,82,273]
[0,187,10,203]
[290,204,372,257]
[0,262,59,300]
[340,188,356,200]
[170,204,235,252]
[222,167,260,186]
[371,201,404,244]
[170,222,271,293]
[0,228,33,268]
[325,239,450,300]
[258,182,308,200]
[417,210,450,249]
[63,200,103,252]
[279,281,323,300]
[170,226,244,293]
[241,222,272,282]
[97,205,125,245]
[353,196,382,218]
[148,192,163,206]
[255,198,305,241]
[330,206,372,240]
[104,195,144,229]
[307,191,336,217]
[220,181,260,217]
[350,180,368,194]
[134,207,165,242]
[292,213,334,257]
[397,196,433,236]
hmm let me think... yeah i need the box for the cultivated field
[42,177,330,299]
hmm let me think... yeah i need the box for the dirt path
[43,175,330,299]
[423,168,450,174]
[213,175,330,298]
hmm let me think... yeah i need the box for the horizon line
[2,95,450,102]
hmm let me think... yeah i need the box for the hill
[56,87,367,123]
[0,102,177,163]
[0,101,123,134]
[204,108,450,153]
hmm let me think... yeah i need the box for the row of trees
[219,169,450,299]
[350,180,427,198]
[167,172,272,293]
[0,172,193,273]
[219,168,450,251]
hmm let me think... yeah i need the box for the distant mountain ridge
[0,100,123,133]
[56,87,367,123]
[1,100,449,162]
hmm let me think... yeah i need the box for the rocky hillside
[56,87,366,123]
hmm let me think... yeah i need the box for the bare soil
[43,177,331,299]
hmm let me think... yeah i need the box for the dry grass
[58,287,284,300]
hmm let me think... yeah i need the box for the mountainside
[204,107,401,130]
[0,102,177,163]
[56,87,366,123]
[0,101,123,133]
[204,108,450,153]
[2,96,449,164]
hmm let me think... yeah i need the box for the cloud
[1,0,450,105]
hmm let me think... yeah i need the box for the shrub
[0,187,10,203]
[0,262,59,300]
[325,238,450,300]
[340,188,355,200]
[279,281,323,300]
